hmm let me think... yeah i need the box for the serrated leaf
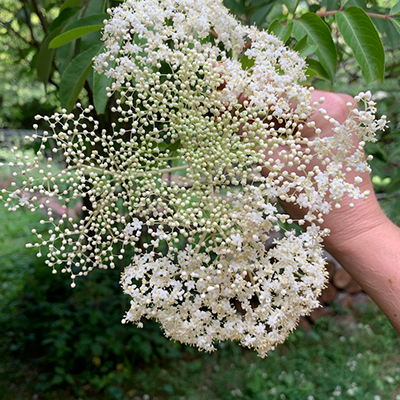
[49,14,108,48]
[59,44,103,111]
[268,20,293,43]
[283,0,299,13]
[36,8,79,83]
[60,0,84,12]
[392,18,400,35]
[305,58,330,81]
[293,13,337,81]
[336,7,385,83]
[391,1,400,15]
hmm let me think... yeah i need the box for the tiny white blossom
[0,0,386,357]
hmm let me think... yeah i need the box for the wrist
[322,194,389,254]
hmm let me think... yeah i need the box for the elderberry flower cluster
[0,0,387,356]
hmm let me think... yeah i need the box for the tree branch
[316,9,392,20]
[30,0,48,33]
[21,2,37,44]
[0,20,38,48]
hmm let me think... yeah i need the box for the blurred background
[0,0,400,399]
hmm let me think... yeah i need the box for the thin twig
[30,0,48,33]
[0,20,38,48]
[21,2,37,43]
[317,9,392,20]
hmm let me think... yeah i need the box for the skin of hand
[279,89,400,334]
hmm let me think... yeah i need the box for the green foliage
[36,7,80,83]
[391,0,400,14]
[268,19,293,43]
[2,0,399,121]
[336,7,385,83]
[93,67,112,114]
[0,205,41,309]
[0,245,180,396]
[59,43,103,110]
[1,238,399,400]
[293,12,337,82]
[49,14,108,49]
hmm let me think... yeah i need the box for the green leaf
[293,35,316,58]
[392,18,400,35]
[50,26,103,48]
[84,0,107,15]
[390,1,400,15]
[321,0,340,11]
[80,1,108,53]
[223,0,246,16]
[48,7,80,34]
[373,18,400,49]
[93,72,111,114]
[36,8,79,83]
[344,0,367,8]
[305,58,330,81]
[283,0,299,14]
[60,0,84,12]
[268,20,293,43]
[247,0,273,12]
[250,3,275,27]
[49,14,108,49]
[240,54,255,70]
[158,140,182,153]
[59,44,103,111]
[386,172,400,194]
[336,7,385,83]
[293,13,337,81]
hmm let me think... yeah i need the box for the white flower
[1,0,386,357]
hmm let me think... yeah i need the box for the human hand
[274,89,388,253]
